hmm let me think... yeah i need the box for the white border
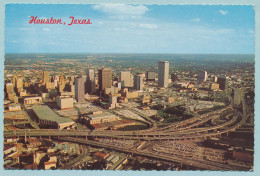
[0,1,259,176]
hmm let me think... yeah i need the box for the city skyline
[3,3,255,171]
[5,4,254,54]
[3,53,255,170]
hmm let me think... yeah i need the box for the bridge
[4,96,253,170]
[4,106,247,141]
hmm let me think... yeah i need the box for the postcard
[1,1,259,176]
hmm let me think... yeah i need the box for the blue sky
[5,4,254,54]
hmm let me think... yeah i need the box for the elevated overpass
[3,104,252,170]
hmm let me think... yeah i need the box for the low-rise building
[8,104,21,111]
[124,91,138,99]
[24,97,42,105]
[85,112,120,124]
[19,90,27,97]
[31,105,77,129]
[85,94,99,101]
[210,83,219,90]
[93,152,110,160]
[142,95,151,104]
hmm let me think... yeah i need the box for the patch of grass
[157,105,194,123]
[163,115,180,123]
[157,110,168,117]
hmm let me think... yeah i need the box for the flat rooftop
[87,112,117,120]
[31,105,74,124]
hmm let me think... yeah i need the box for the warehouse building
[85,112,120,124]
[31,105,77,129]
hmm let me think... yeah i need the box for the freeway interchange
[4,105,253,170]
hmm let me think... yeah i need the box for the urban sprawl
[3,54,254,170]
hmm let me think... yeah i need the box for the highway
[4,109,248,141]
[58,136,250,171]
[4,104,252,170]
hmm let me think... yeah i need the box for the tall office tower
[43,71,50,84]
[6,83,14,93]
[70,75,76,82]
[75,77,85,103]
[198,71,208,82]
[87,69,95,81]
[86,69,96,94]
[54,79,58,88]
[119,71,134,88]
[146,71,156,81]
[59,73,64,84]
[212,76,218,82]
[217,76,228,90]
[233,88,243,107]
[98,68,112,91]
[16,75,23,92]
[82,75,87,83]
[134,75,144,91]
[158,61,169,87]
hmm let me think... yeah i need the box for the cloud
[139,23,158,29]
[92,4,148,17]
[43,28,50,31]
[190,18,201,22]
[114,28,127,32]
[219,10,228,15]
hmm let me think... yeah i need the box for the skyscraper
[86,69,95,94]
[75,77,85,103]
[98,68,112,91]
[217,76,228,90]
[134,75,144,91]
[233,88,243,107]
[6,83,14,93]
[119,71,134,88]
[16,75,23,93]
[87,69,95,81]
[158,61,169,87]
[43,71,50,84]
[198,71,207,82]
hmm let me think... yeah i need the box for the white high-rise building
[87,69,95,81]
[158,61,169,87]
[198,71,208,82]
